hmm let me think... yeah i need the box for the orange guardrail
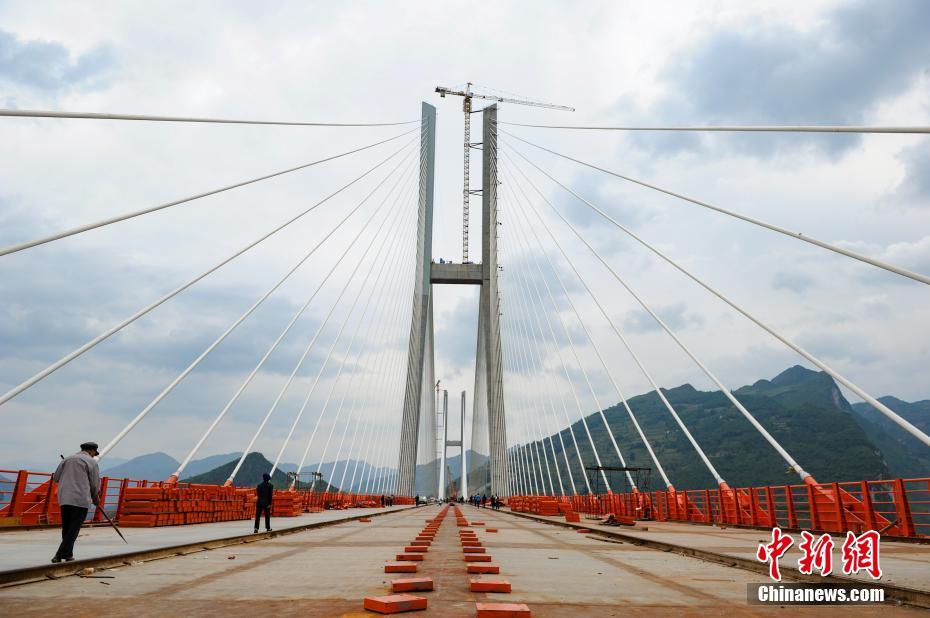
[0,467,413,528]
[510,476,930,539]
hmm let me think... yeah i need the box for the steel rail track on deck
[0,507,414,588]
[499,509,930,609]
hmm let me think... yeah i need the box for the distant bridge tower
[397,103,509,497]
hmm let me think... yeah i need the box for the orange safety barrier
[509,476,930,539]
[1,467,414,529]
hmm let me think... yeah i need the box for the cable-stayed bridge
[1,102,929,615]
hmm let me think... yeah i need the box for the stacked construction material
[537,497,560,516]
[271,490,302,517]
[119,485,254,527]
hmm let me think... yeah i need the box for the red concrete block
[464,554,492,562]
[391,577,434,593]
[467,564,500,574]
[385,563,419,573]
[462,541,483,548]
[470,578,512,593]
[396,553,425,561]
[363,594,428,614]
[471,521,485,526]
[410,540,430,546]
[404,546,428,553]
[475,602,530,617]
[359,517,372,523]
[576,528,591,533]
[463,547,486,553]
[486,528,498,533]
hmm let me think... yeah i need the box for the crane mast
[436,83,573,264]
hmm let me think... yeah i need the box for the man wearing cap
[51,442,101,562]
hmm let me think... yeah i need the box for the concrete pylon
[397,102,509,497]
[478,105,510,497]
[396,102,436,497]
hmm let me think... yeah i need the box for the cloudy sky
[1,1,928,475]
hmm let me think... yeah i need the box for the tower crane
[435,83,574,263]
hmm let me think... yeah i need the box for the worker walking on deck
[51,442,101,563]
[254,473,273,533]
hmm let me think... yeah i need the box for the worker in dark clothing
[254,473,274,533]
[51,441,101,563]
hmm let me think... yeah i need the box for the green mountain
[509,366,903,493]
[181,452,336,491]
[850,396,930,478]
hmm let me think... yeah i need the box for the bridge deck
[1,506,924,616]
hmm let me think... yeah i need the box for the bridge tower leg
[397,102,436,497]
[478,104,510,497]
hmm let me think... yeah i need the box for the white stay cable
[295,202,417,481]
[505,313,558,495]
[98,147,415,460]
[508,195,635,491]
[506,158,725,487]
[0,129,417,257]
[500,121,930,133]
[507,149,817,481]
[346,236,417,493]
[503,132,930,286]
[500,315,539,494]
[227,170,414,484]
[0,107,418,126]
[506,272,576,496]
[508,250,604,493]
[1,138,416,414]
[511,264,592,495]
[509,143,930,454]
[505,164,675,489]
[167,155,416,480]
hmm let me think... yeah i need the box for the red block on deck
[476,602,530,617]
[404,546,428,553]
[470,578,512,593]
[464,554,492,562]
[471,521,485,526]
[467,564,500,574]
[576,528,591,533]
[396,553,425,561]
[410,540,430,546]
[363,594,427,614]
[486,528,498,533]
[391,577,434,593]
[385,563,419,573]
[463,547,486,554]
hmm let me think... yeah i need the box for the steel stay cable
[365,227,417,496]
[330,233,417,491]
[228,180,411,486]
[0,137,416,413]
[503,260,575,496]
[508,142,930,454]
[504,162,675,488]
[294,196,418,481]
[349,233,417,493]
[509,291,576,496]
[511,261,592,495]
[239,165,414,482]
[169,153,417,480]
[506,182,635,491]
[221,165,404,484]
[503,131,930,286]
[500,121,930,133]
[98,146,416,460]
[505,156,726,487]
[0,107,418,126]
[500,241,558,495]
[508,245,602,493]
[503,253,579,495]
[500,316,537,494]
[0,129,417,257]
[506,146,815,481]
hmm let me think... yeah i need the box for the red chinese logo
[756,527,794,581]
[756,528,882,581]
